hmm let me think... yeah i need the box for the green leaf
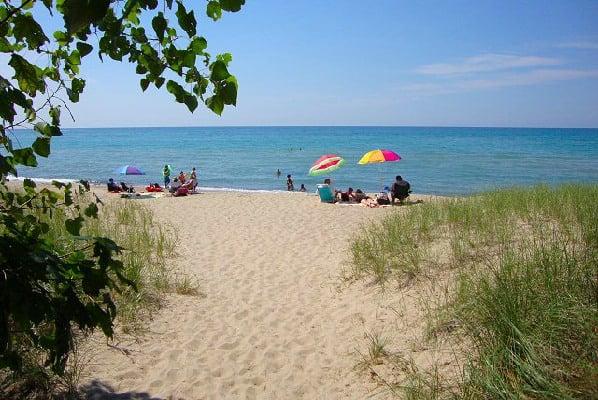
[32,137,51,157]
[175,1,196,37]
[182,51,196,68]
[184,94,198,112]
[210,60,230,81]
[65,216,84,236]
[53,31,70,46]
[67,49,81,66]
[189,37,207,54]
[84,203,98,218]
[216,52,233,66]
[21,0,35,9]
[131,27,148,43]
[67,78,85,102]
[62,0,110,33]
[23,178,36,190]
[49,106,61,126]
[220,79,237,106]
[12,13,49,50]
[12,148,37,167]
[219,0,245,12]
[9,54,44,96]
[140,78,149,91]
[206,1,222,21]
[152,12,167,43]
[206,95,224,115]
[193,77,209,97]
[166,79,185,102]
[76,42,93,57]
[34,122,62,137]
[64,183,73,206]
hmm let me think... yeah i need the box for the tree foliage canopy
[0,0,244,376]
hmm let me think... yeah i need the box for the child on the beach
[299,184,306,192]
[287,174,294,191]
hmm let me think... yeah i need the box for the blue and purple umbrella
[115,165,145,175]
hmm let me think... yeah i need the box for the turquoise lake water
[12,126,598,195]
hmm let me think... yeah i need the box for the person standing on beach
[190,167,198,192]
[287,174,294,191]
[163,165,171,187]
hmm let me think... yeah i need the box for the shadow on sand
[80,380,165,400]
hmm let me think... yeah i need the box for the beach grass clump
[41,197,181,332]
[350,184,598,399]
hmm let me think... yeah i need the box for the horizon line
[52,124,598,130]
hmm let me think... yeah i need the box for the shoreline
[7,175,458,197]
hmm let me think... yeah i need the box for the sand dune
[83,191,452,399]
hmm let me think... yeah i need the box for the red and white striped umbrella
[308,154,345,176]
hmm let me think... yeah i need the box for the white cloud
[402,68,598,96]
[556,41,598,50]
[416,53,562,75]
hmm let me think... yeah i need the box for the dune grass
[350,184,598,399]
[42,196,195,332]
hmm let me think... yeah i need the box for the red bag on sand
[174,187,188,197]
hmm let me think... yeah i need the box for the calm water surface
[12,126,598,195]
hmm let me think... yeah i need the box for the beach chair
[316,184,335,203]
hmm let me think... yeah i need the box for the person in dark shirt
[286,174,294,191]
[390,175,411,205]
[107,178,121,192]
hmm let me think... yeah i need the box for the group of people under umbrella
[306,149,412,206]
[107,164,198,196]
[108,148,411,204]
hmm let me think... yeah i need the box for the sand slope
[83,191,452,399]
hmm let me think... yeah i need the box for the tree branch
[0,0,35,27]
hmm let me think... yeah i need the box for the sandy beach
[78,190,455,400]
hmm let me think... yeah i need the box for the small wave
[6,176,311,195]
[6,175,78,184]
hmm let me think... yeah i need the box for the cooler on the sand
[316,184,334,203]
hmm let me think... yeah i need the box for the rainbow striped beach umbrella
[308,154,345,176]
[358,149,401,164]
[115,165,145,175]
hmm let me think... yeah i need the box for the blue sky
[8,0,598,127]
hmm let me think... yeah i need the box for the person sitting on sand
[390,175,411,205]
[299,183,307,192]
[107,178,121,192]
[376,187,390,205]
[181,177,195,192]
[361,197,379,208]
[337,187,354,202]
[287,174,294,191]
[174,186,189,197]
[324,178,337,196]
[178,171,186,184]
[169,178,181,193]
[120,182,134,193]
[354,189,369,203]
